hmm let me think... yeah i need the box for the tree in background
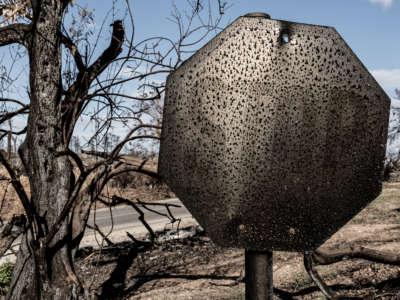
[386,88,400,163]
[0,0,227,298]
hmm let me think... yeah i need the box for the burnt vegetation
[0,1,399,299]
[0,0,227,298]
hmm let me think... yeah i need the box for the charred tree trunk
[7,1,82,299]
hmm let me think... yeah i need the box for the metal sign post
[245,250,273,300]
[158,12,390,299]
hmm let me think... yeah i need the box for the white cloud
[371,69,400,92]
[369,0,393,8]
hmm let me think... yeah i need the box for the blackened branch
[60,33,85,71]
[313,246,400,266]
[87,20,125,82]
[86,223,114,246]
[0,23,32,47]
[0,215,26,257]
[111,195,156,242]
[0,151,34,226]
[304,252,336,299]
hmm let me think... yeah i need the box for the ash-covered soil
[75,182,400,299]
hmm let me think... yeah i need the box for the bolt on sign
[158,13,390,252]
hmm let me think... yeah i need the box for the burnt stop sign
[158,14,390,251]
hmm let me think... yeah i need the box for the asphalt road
[81,198,198,246]
[87,198,191,230]
[0,198,198,263]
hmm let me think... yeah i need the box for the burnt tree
[0,0,227,298]
[0,1,111,298]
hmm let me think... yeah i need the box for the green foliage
[0,262,14,290]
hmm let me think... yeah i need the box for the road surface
[87,198,192,231]
[1,198,198,263]
[82,197,198,247]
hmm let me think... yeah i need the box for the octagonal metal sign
[158,14,390,251]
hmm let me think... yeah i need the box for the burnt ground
[75,180,400,300]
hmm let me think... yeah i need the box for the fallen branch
[313,246,400,266]
[126,232,152,248]
[304,252,336,299]
[303,246,400,299]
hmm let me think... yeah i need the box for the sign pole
[245,249,274,300]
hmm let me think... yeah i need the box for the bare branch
[108,165,159,181]
[61,33,85,71]
[111,124,161,158]
[86,20,124,83]
[56,148,85,174]
[62,20,125,143]
[135,198,181,224]
[0,214,26,257]
[80,150,115,159]
[88,91,163,102]
[0,105,29,125]
[0,23,31,47]
[217,0,227,14]
[90,69,171,95]
[78,153,158,179]
[86,223,114,246]
[111,195,156,242]
[0,127,27,139]
[304,252,336,299]
[0,150,34,225]
[0,97,27,107]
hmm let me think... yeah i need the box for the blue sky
[1,0,399,149]
[86,0,399,97]
[76,0,400,151]
[2,0,399,101]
